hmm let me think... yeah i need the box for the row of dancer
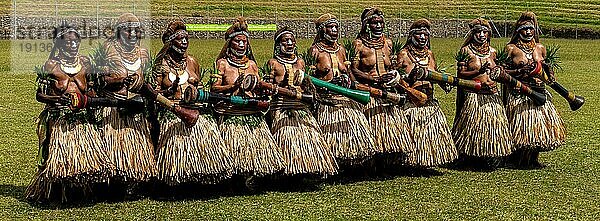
[27,8,574,203]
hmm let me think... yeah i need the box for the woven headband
[362,14,384,24]
[275,30,294,41]
[317,18,339,31]
[166,29,188,42]
[55,28,79,40]
[116,22,141,29]
[227,31,249,40]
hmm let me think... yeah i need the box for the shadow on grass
[443,156,501,173]
[0,183,102,210]
[150,174,322,201]
[0,184,27,202]
[325,165,445,186]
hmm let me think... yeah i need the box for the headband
[275,30,294,41]
[166,29,188,42]
[55,28,79,40]
[116,22,141,29]
[227,31,249,40]
[317,18,339,31]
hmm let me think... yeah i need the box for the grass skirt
[315,98,377,165]
[452,93,513,157]
[219,115,284,176]
[403,99,458,167]
[102,107,157,182]
[26,116,114,202]
[506,92,566,151]
[270,109,338,176]
[363,98,415,156]
[156,114,233,185]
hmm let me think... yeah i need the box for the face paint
[119,26,141,48]
[411,30,429,48]
[474,30,489,44]
[230,34,248,57]
[368,16,384,38]
[170,32,189,55]
[279,33,297,55]
[323,22,339,42]
[519,27,535,42]
[60,32,80,58]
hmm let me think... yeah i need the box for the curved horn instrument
[533,61,584,111]
[242,75,314,103]
[303,73,371,105]
[182,86,269,110]
[137,83,199,128]
[351,82,406,105]
[489,66,547,106]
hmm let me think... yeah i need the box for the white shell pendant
[525,53,533,60]
[417,57,429,66]
[60,63,82,75]
[123,58,141,72]
[168,69,189,85]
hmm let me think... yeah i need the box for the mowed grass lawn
[0,38,599,220]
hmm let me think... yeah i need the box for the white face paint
[171,45,186,54]
[238,40,244,48]
[519,33,534,42]
[474,31,487,44]
[181,37,188,44]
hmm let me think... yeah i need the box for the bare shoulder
[215,58,228,69]
[397,48,410,58]
[536,43,546,51]
[43,59,59,73]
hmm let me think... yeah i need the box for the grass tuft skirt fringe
[270,109,338,176]
[26,115,114,202]
[315,98,377,165]
[220,115,285,176]
[156,114,233,185]
[404,99,458,167]
[506,92,566,151]
[452,93,513,157]
[102,107,157,182]
[363,98,415,156]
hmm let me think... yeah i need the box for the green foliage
[299,48,316,76]
[258,61,272,79]
[545,45,563,71]
[495,45,511,66]
[343,39,356,62]
[392,38,405,56]
[199,67,214,89]
[454,49,470,63]
[143,51,156,87]
[88,42,116,90]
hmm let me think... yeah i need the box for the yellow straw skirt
[156,114,233,185]
[452,93,513,157]
[102,107,157,182]
[219,115,285,176]
[270,109,338,176]
[363,98,416,156]
[403,99,458,167]
[506,92,566,151]
[26,114,114,202]
[315,97,377,165]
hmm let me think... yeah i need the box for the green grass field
[8,0,600,31]
[1,38,599,219]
